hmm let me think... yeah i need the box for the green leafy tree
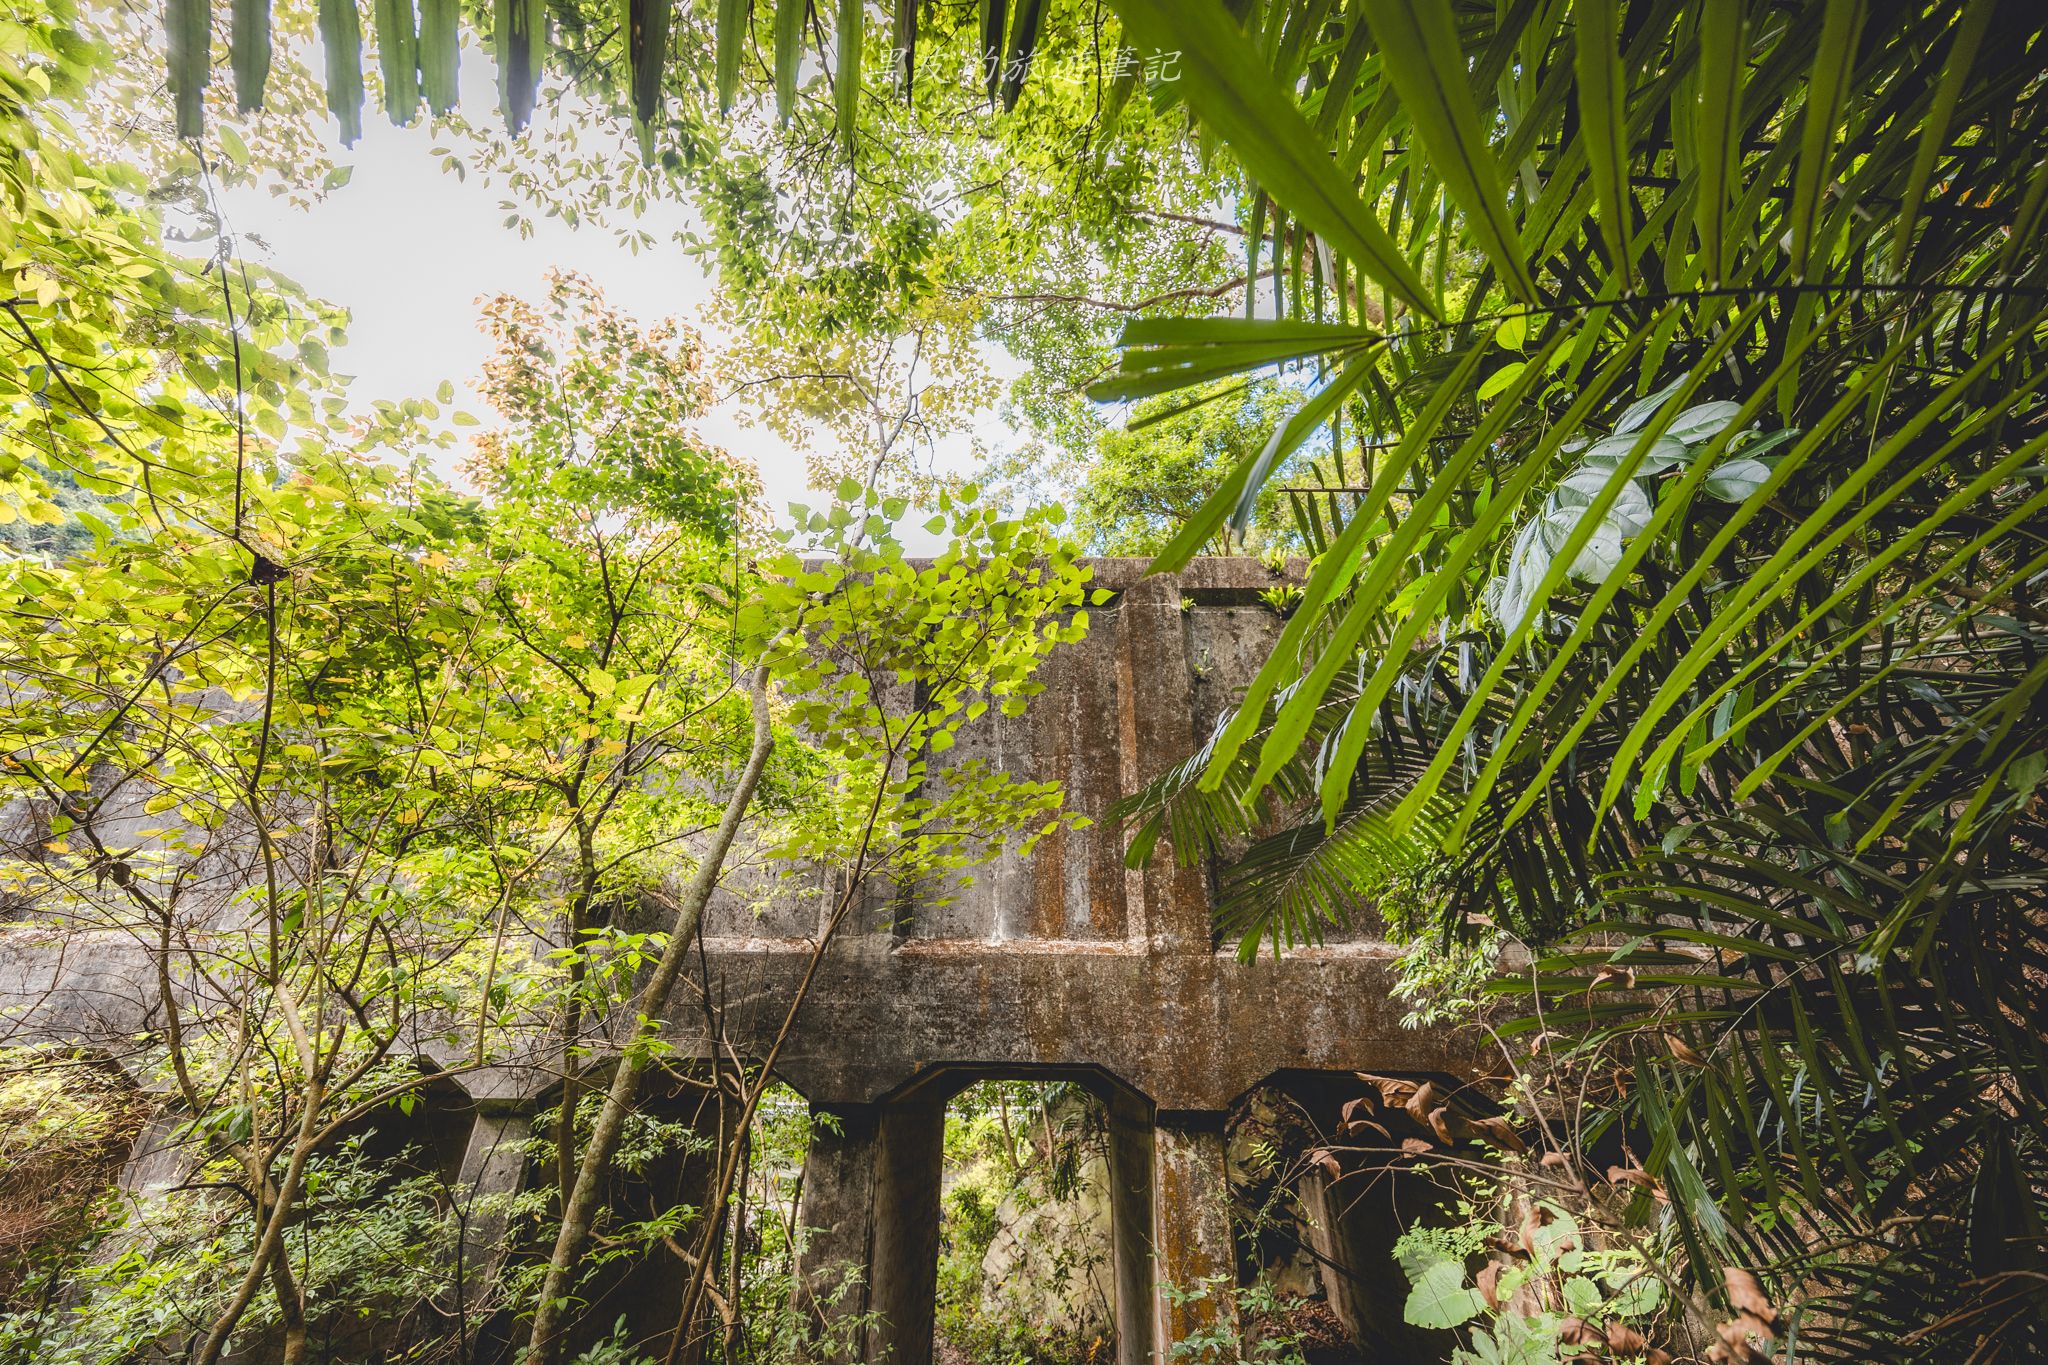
[1067,379,1299,557]
[4,14,1101,1365]
[524,484,1098,1365]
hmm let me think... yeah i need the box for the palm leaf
[1359,0,1536,303]
[1109,0,1438,318]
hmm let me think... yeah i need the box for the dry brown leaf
[1337,1116,1391,1140]
[1399,1136,1433,1156]
[1606,1320,1648,1354]
[1592,964,1637,990]
[1557,1316,1603,1346]
[1517,1202,1545,1255]
[1358,1073,1419,1107]
[1404,1079,1445,1132]
[1465,1113,1528,1152]
[1664,1032,1709,1066]
[1724,1268,1780,1333]
[1736,1309,1785,1342]
[1340,1096,1379,1125]
[1475,1261,1503,1310]
[1716,1317,1771,1363]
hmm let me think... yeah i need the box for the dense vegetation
[3,0,2045,1363]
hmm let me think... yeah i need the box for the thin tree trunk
[552,887,590,1209]
[523,659,775,1365]
[193,1085,325,1365]
[268,1233,309,1365]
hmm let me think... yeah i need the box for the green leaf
[717,0,747,113]
[1231,336,1508,800]
[419,0,460,115]
[1359,0,1536,303]
[1477,360,1526,401]
[1403,1259,1485,1330]
[1229,349,1378,536]
[1700,456,1772,502]
[1663,400,1743,444]
[166,0,210,138]
[1150,347,1379,572]
[624,0,674,133]
[1786,0,1867,275]
[1574,0,1633,286]
[1109,0,1437,318]
[979,0,1008,102]
[218,124,251,169]
[999,0,1046,111]
[1301,324,1606,821]
[321,0,366,145]
[1692,0,1746,284]
[892,0,917,94]
[775,0,806,125]
[836,0,864,147]
[1891,2,1994,274]
[375,0,421,124]
[493,0,547,133]
[231,0,274,113]
[1564,1274,1604,1316]
[1599,307,2007,819]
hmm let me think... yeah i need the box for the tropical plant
[75,0,2048,1356]
[1092,2,2048,1361]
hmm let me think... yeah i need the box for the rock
[976,1152,1116,1338]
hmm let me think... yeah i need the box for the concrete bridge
[1,559,1476,1364]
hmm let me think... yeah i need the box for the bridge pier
[795,1091,1243,1365]
[1278,1073,1450,1359]
[449,1111,531,1313]
[1147,1113,1240,1358]
[1296,1163,1437,1359]
[792,1098,948,1365]
[580,1087,722,1361]
[443,1086,724,1365]
[1105,1095,1158,1365]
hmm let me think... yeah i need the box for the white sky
[212,51,970,543]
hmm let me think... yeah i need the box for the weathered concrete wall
[668,560,1479,1114]
[2,558,1481,1363]
[718,561,1481,1365]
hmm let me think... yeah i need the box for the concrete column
[1298,1166,1440,1359]
[450,1112,530,1299]
[793,1099,946,1365]
[574,1092,720,1364]
[443,1110,531,1362]
[1149,1112,1240,1361]
[1105,1094,1158,1365]
[1113,574,1210,949]
[75,1105,204,1302]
